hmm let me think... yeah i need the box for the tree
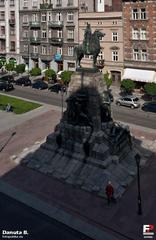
[45,69,56,81]
[5,62,15,72]
[15,64,26,74]
[0,61,3,69]
[61,71,73,85]
[103,72,112,89]
[144,83,156,100]
[121,79,136,94]
[30,67,41,76]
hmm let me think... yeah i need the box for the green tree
[30,67,41,76]
[5,62,15,72]
[144,83,156,100]
[15,64,26,74]
[0,61,3,69]
[61,71,73,85]
[45,69,56,81]
[103,72,112,89]
[121,79,136,94]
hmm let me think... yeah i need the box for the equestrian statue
[74,23,105,69]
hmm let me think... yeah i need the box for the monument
[24,24,137,199]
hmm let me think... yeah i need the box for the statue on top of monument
[74,24,105,69]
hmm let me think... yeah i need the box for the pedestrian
[105,181,114,205]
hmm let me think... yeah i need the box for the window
[133,49,139,60]
[41,13,46,22]
[141,49,147,61]
[24,45,28,52]
[57,30,62,38]
[68,30,74,39]
[48,12,52,21]
[56,13,62,21]
[32,0,37,8]
[10,11,15,19]
[0,11,5,21]
[98,50,104,60]
[68,46,74,56]
[23,30,28,38]
[140,29,147,40]
[132,28,139,39]
[0,26,5,35]
[0,0,5,7]
[67,12,74,22]
[23,0,28,8]
[112,32,118,42]
[33,30,38,38]
[33,46,38,53]
[23,15,28,23]
[42,30,47,38]
[10,27,15,35]
[57,47,62,55]
[10,41,15,51]
[140,8,146,19]
[10,0,15,6]
[42,46,47,55]
[32,14,38,22]
[56,0,62,6]
[112,51,118,61]
[132,9,139,20]
[67,0,73,6]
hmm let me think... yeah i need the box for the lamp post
[0,132,16,153]
[135,153,142,215]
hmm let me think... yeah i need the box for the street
[0,192,92,240]
[2,85,156,129]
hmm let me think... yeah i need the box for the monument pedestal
[24,70,136,199]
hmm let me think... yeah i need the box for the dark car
[48,83,66,93]
[15,77,31,86]
[32,80,48,90]
[0,74,14,83]
[142,102,156,113]
[0,80,14,91]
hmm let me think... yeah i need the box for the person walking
[105,181,114,205]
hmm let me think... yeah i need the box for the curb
[0,179,125,240]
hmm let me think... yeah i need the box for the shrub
[30,67,41,76]
[45,69,56,81]
[103,72,112,89]
[121,79,136,93]
[15,64,26,74]
[5,62,15,72]
[61,71,73,85]
[144,83,156,100]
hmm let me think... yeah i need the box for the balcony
[49,37,63,46]
[30,37,41,44]
[48,21,63,29]
[29,21,40,29]
[40,3,53,9]
[40,54,52,62]
[22,21,29,27]
[31,53,39,60]
[9,19,15,25]
[66,21,75,27]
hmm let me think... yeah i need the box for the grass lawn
[0,94,41,114]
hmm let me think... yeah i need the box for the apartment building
[79,0,123,85]
[20,0,79,72]
[0,0,20,64]
[122,0,156,84]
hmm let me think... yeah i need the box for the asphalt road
[2,86,156,129]
[0,192,92,240]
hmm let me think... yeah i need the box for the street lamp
[135,153,143,215]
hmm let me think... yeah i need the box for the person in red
[105,181,114,205]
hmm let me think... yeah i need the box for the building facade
[0,0,20,64]
[122,0,156,84]
[20,0,79,72]
[79,0,123,85]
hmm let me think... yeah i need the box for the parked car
[142,102,156,113]
[15,77,31,86]
[32,80,48,90]
[0,80,14,91]
[116,96,140,109]
[48,83,66,93]
[0,74,14,83]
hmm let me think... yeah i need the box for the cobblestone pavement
[0,107,156,240]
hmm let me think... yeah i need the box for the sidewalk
[0,107,156,240]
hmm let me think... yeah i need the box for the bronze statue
[74,23,105,68]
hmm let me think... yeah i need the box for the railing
[40,3,53,9]
[48,21,63,28]
[0,34,5,39]
[30,37,41,44]
[29,21,40,28]
[49,37,63,45]
[9,19,15,25]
